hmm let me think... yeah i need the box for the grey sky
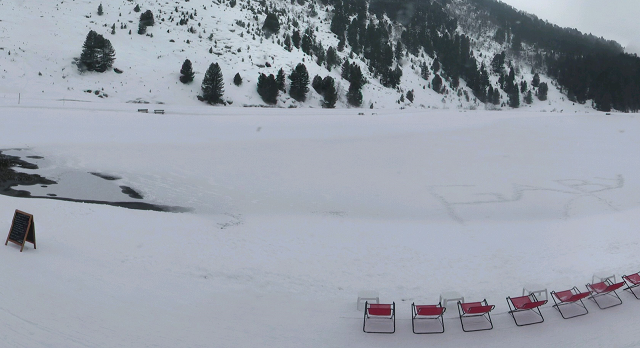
[498,0,640,55]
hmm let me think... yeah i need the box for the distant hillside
[0,0,637,111]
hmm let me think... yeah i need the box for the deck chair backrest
[416,305,444,316]
[624,273,640,285]
[589,281,609,293]
[368,304,392,316]
[553,290,574,302]
[461,302,494,314]
[509,296,533,309]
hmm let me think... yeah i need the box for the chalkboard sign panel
[5,210,36,252]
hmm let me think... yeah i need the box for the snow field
[1,104,640,346]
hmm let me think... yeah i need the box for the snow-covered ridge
[0,0,588,111]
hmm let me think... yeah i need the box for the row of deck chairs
[363,272,640,333]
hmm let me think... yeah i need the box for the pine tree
[420,62,430,80]
[95,37,115,72]
[432,74,443,93]
[532,73,540,88]
[395,41,404,62]
[233,72,242,86]
[326,46,339,71]
[98,3,103,15]
[538,82,548,101]
[276,68,286,92]
[179,59,194,84]
[491,52,505,74]
[509,88,520,108]
[312,75,324,94]
[292,30,301,49]
[80,31,99,70]
[79,30,115,72]
[138,22,146,35]
[257,73,278,104]
[262,12,280,35]
[406,90,414,103]
[492,88,501,105]
[134,4,141,12]
[524,90,533,104]
[322,76,338,108]
[341,60,351,81]
[347,82,362,107]
[301,33,312,55]
[201,63,225,104]
[284,34,292,52]
[140,10,154,27]
[288,63,309,102]
[432,59,440,73]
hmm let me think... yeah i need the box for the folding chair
[586,279,624,309]
[363,302,395,333]
[622,273,640,299]
[550,287,590,319]
[506,293,547,326]
[411,302,446,334]
[457,299,495,332]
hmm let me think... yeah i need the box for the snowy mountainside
[0,0,587,111]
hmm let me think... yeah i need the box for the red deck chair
[506,293,547,326]
[457,299,495,332]
[586,279,624,309]
[363,302,395,333]
[411,302,446,334]
[622,273,640,299]
[550,287,590,319]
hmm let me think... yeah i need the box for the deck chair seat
[622,273,640,299]
[457,300,495,332]
[507,294,547,326]
[363,302,395,333]
[411,303,446,334]
[586,280,624,309]
[551,287,590,319]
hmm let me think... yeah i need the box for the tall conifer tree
[201,63,224,104]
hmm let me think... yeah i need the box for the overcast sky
[498,0,640,55]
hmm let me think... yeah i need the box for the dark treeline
[468,0,640,111]
[548,53,640,112]
[469,0,622,55]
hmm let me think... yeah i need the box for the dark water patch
[26,156,44,159]
[0,151,191,213]
[0,154,57,195]
[90,172,122,181]
[27,195,191,213]
[120,186,143,199]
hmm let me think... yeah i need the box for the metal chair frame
[506,293,547,326]
[411,302,446,334]
[550,287,590,319]
[586,279,624,309]
[363,301,395,334]
[457,299,495,332]
[622,273,640,299]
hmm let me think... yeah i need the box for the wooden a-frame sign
[5,210,36,252]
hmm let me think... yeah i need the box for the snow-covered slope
[0,0,587,111]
